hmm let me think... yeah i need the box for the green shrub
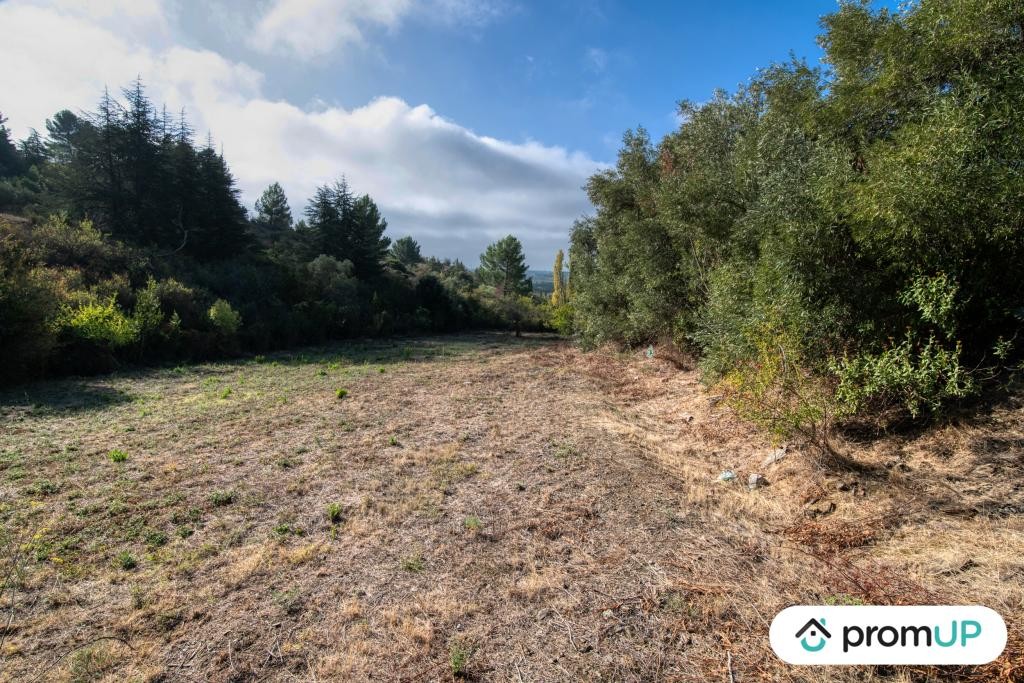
[62,297,138,348]
[108,449,128,463]
[208,299,242,336]
[132,278,164,341]
[719,323,843,442]
[833,336,976,418]
[548,303,574,336]
[335,388,348,399]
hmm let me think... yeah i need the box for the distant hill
[529,269,555,295]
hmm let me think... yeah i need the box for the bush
[0,226,61,382]
[62,297,139,348]
[208,299,242,336]
[548,303,574,336]
[833,337,975,418]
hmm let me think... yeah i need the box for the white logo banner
[770,605,1007,665]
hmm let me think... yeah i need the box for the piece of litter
[718,469,736,482]
[762,446,787,467]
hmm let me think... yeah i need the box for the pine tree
[0,113,22,177]
[91,87,127,236]
[350,194,390,277]
[191,141,250,259]
[162,109,197,251]
[304,180,390,276]
[478,235,531,296]
[550,249,566,306]
[18,130,47,169]
[304,180,347,257]
[253,182,293,241]
[390,236,423,267]
[121,78,165,244]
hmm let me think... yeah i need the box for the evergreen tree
[304,179,389,276]
[120,79,164,245]
[390,235,423,267]
[478,235,531,296]
[191,141,250,259]
[350,194,390,276]
[44,110,85,165]
[162,109,197,249]
[305,178,351,259]
[253,182,293,243]
[19,130,47,169]
[0,113,22,178]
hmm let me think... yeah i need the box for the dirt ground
[0,333,1021,682]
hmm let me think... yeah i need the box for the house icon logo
[796,618,831,652]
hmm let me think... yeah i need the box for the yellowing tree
[550,249,566,306]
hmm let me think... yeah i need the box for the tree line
[567,0,1024,433]
[0,81,544,384]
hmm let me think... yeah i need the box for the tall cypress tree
[550,249,566,305]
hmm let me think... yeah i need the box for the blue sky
[2,0,853,267]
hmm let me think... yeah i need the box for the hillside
[528,269,555,295]
[1,334,1019,681]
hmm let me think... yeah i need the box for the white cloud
[249,0,514,60]
[250,0,411,60]
[0,0,602,266]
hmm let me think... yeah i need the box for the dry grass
[0,333,1021,681]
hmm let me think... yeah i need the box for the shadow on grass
[0,332,563,409]
[0,382,134,415]
[239,331,560,369]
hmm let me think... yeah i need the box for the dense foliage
[0,83,548,385]
[569,0,1024,430]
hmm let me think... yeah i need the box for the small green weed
[824,593,867,606]
[335,388,348,399]
[449,640,474,677]
[463,515,481,531]
[27,479,60,496]
[401,552,425,572]
[326,503,343,524]
[116,551,137,570]
[108,449,128,463]
[210,490,235,507]
[144,530,168,549]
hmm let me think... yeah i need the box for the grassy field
[0,333,1021,681]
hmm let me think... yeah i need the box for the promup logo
[795,618,831,652]
[770,606,1006,665]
